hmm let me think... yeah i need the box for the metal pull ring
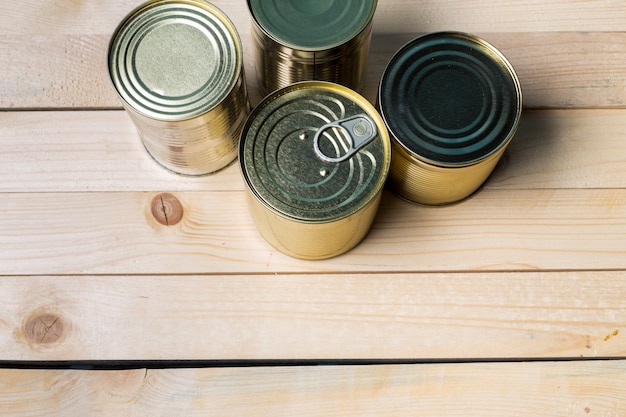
[313,114,377,163]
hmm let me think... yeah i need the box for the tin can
[379,32,522,205]
[108,0,249,176]
[248,0,377,97]
[239,81,391,260]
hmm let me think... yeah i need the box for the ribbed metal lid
[108,0,241,121]
[240,82,390,222]
[248,0,376,50]
[379,32,522,166]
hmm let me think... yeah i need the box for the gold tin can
[248,0,377,97]
[379,32,522,205]
[108,0,250,175]
[239,81,391,260]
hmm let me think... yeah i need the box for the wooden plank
[489,108,626,189]
[1,361,625,415]
[0,110,243,192]
[1,188,626,275]
[2,32,625,109]
[365,31,626,109]
[373,0,626,33]
[1,0,250,36]
[1,272,624,361]
[3,1,625,108]
[3,0,624,35]
[1,109,624,192]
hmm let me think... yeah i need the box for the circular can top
[248,0,377,50]
[240,82,390,222]
[379,32,522,166]
[108,0,241,121]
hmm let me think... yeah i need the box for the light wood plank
[489,108,626,189]
[0,110,244,192]
[373,0,626,33]
[1,0,250,36]
[3,0,624,35]
[8,0,626,109]
[365,31,626,109]
[1,109,624,192]
[1,361,625,416]
[2,189,626,275]
[1,272,624,361]
[2,32,626,109]
[0,32,261,109]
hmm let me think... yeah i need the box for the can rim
[378,31,522,168]
[239,81,391,224]
[107,0,243,122]
[247,0,377,52]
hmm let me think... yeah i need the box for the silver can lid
[240,82,390,222]
[108,0,241,121]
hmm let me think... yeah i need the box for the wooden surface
[1,0,626,414]
[2,361,626,416]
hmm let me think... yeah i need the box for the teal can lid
[108,0,241,121]
[248,0,377,51]
[379,32,522,166]
[240,82,390,222]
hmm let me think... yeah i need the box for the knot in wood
[151,193,184,226]
[25,313,65,344]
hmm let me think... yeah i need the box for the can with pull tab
[239,81,391,260]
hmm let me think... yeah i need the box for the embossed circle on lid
[248,0,376,50]
[379,32,522,166]
[109,0,241,120]
[240,82,390,222]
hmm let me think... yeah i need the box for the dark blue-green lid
[379,32,522,166]
[248,0,376,50]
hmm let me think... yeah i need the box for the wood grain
[2,0,626,109]
[365,31,626,109]
[1,361,625,416]
[0,110,243,192]
[2,32,626,109]
[2,0,626,410]
[1,188,626,275]
[489,109,626,190]
[2,109,625,192]
[3,0,624,35]
[1,273,624,361]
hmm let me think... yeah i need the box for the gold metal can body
[248,0,376,97]
[108,0,250,176]
[239,82,391,260]
[389,139,507,205]
[379,32,522,205]
[245,188,384,260]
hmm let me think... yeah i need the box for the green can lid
[248,0,376,50]
[240,82,390,222]
[108,0,241,121]
[379,32,522,166]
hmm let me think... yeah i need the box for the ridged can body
[108,0,250,175]
[239,82,391,260]
[248,0,376,97]
[379,32,522,205]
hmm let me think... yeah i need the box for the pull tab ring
[313,114,377,164]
